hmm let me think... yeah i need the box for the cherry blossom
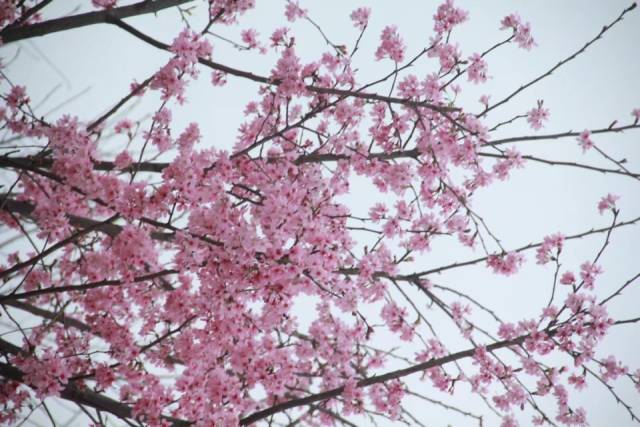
[577,129,594,152]
[597,193,619,214]
[0,1,638,426]
[285,1,307,22]
[433,0,468,34]
[350,7,371,30]
[487,251,525,276]
[92,0,117,9]
[501,13,536,49]
[536,233,564,265]
[375,25,405,62]
[527,101,550,130]
[467,52,488,84]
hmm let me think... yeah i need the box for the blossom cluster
[0,1,637,426]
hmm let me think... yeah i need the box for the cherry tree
[0,1,639,425]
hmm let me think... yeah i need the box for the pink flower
[568,373,587,390]
[577,130,593,152]
[285,1,306,22]
[428,41,461,70]
[92,0,117,9]
[270,27,290,47]
[375,26,405,62]
[535,233,564,265]
[170,29,212,63]
[95,363,116,390]
[241,29,260,49]
[600,355,628,383]
[498,323,520,340]
[6,85,28,110]
[433,0,468,34]
[129,80,147,97]
[114,119,134,134]
[487,251,525,276]
[597,193,619,214]
[479,94,491,108]
[560,271,576,285]
[211,70,227,86]
[271,47,305,97]
[493,147,525,180]
[0,3,16,28]
[381,302,414,340]
[632,108,640,122]
[580,261,603,290]
[501,414,519,427]
[501,13,536,50]
[527,101,549,130]
[467,53,488,84]
[114,151,133,170]
[350,7,371,30]
[368,381,404,419]
[177,122,200,150]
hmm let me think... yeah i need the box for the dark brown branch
[599,272,640,306]
[0,148,419,175]
[0,156,166,173]
[87,75,154,132]
[246,314,636,424]
[479,152,640,179]
[487,123,640,146]
[1,197,174,241]
[614,316,640,326]
[239,332,534,425]
[8,116,639,175]
[0,269,178,302]
[110,19,459,114]
[0,158,224,248]
[3,300,91,332]
[0,0,193,44]
[401,213,640,279]
[4,301,184,366]
[480,3,637,117]
[5,196,639,289]
[0,338,191,426]
[6,0,54,29]
[0,214,119,281]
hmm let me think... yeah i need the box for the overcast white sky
[3,1,640,426]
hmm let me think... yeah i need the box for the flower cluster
[1,1,637,426]
[527,101,550,130]
[375,25,405,62]
[285,1,307,22]
[536,233,564,265]
[467,52,488,83]
[501,13,536,49]
[433,0,468,34]
[92,0,116,8]
[350,7,371,30]
[597,193,619,214]
[487,251,525,275]
[577,130,594,152]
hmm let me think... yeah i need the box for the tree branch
[479,3,637,117]
[0,0,193,44]
[0,197,174,241]
[0,338,191,426]
[0,269,178,302]
[487,123,640,146]
[239,332,534,425]
[110,19,459,114]
[479,152,640,179]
